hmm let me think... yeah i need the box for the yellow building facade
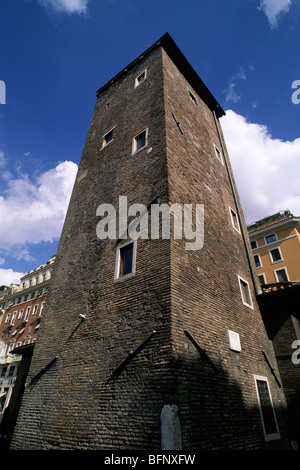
[248,210,300,286]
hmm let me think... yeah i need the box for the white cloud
[224,67,247,105]
[258,0,293,27]
[0,268,24,286]
[221,110,300,224]
[38,0,89,14]
[0,161,78,251]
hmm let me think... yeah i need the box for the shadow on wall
[8,331,296,451]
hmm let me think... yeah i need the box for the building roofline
[248,214,300,237]
[96,32,225,119]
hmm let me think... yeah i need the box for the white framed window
[265,233,277,245]
[5,313,11,323]
[238,275,253,309]
[254,253,262,268]
[269,247,283,264]
[39,302,45,316]
[254,375,280,441]
[258,273,266,285]
[114,239,137,281]
[274,267,289,282]
[134,69,147,88]
[229,207,240,233]
[18,309,24,319]
[32,305,38,315]
[214,144,224,164]
[24,307,31,321]
[132,129,148,155]
[11,311,17,325]
[101,126,115,149]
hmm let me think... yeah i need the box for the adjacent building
[0,256,55,430]
[248,210,300,286]
[11,34,293,450]
[248,211,300,447]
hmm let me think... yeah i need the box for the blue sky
[0,0,300,285]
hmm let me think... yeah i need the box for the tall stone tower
[11,34,291,450]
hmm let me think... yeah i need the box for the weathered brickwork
[11,34,292,450]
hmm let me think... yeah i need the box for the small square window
[214,144,223,164]
[115,240,137,281]
[132,129,148,155]
[269,247,282,263]
[238,276,253,308]
[134,69,147,88]
[265,233,277,244]
[229,207,240,233]
[189,90,197,105]
[101,128,114,149]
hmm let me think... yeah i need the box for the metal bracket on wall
[262,350,281,387]
[184,330,219,374]
[171,112,184,134]
[107,330,156,383]
[29,356,58,386]
[29,316,86,387]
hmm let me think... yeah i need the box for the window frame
[32,304,38,315]
[254,253,262,268]
[24,306,31,321]
[265,233,277,245]
[134,69,147,88]
[253,374,280,441]
[214,144,224,165]
[114,239,137,282]
[238,275,253,309]
[101,126,115,149]
[258,273,266,285]
[268,246,283,264]
[274,267,289,283]
[11,311,17,325]
[132,129,148,155]
[229,207,240,233]
[251,240,257,250]
[188,89,197,105]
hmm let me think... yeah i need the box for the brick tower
[11,34,291,450]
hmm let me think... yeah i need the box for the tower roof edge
[96,32,225,119]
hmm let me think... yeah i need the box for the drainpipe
[213,111,260,296]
